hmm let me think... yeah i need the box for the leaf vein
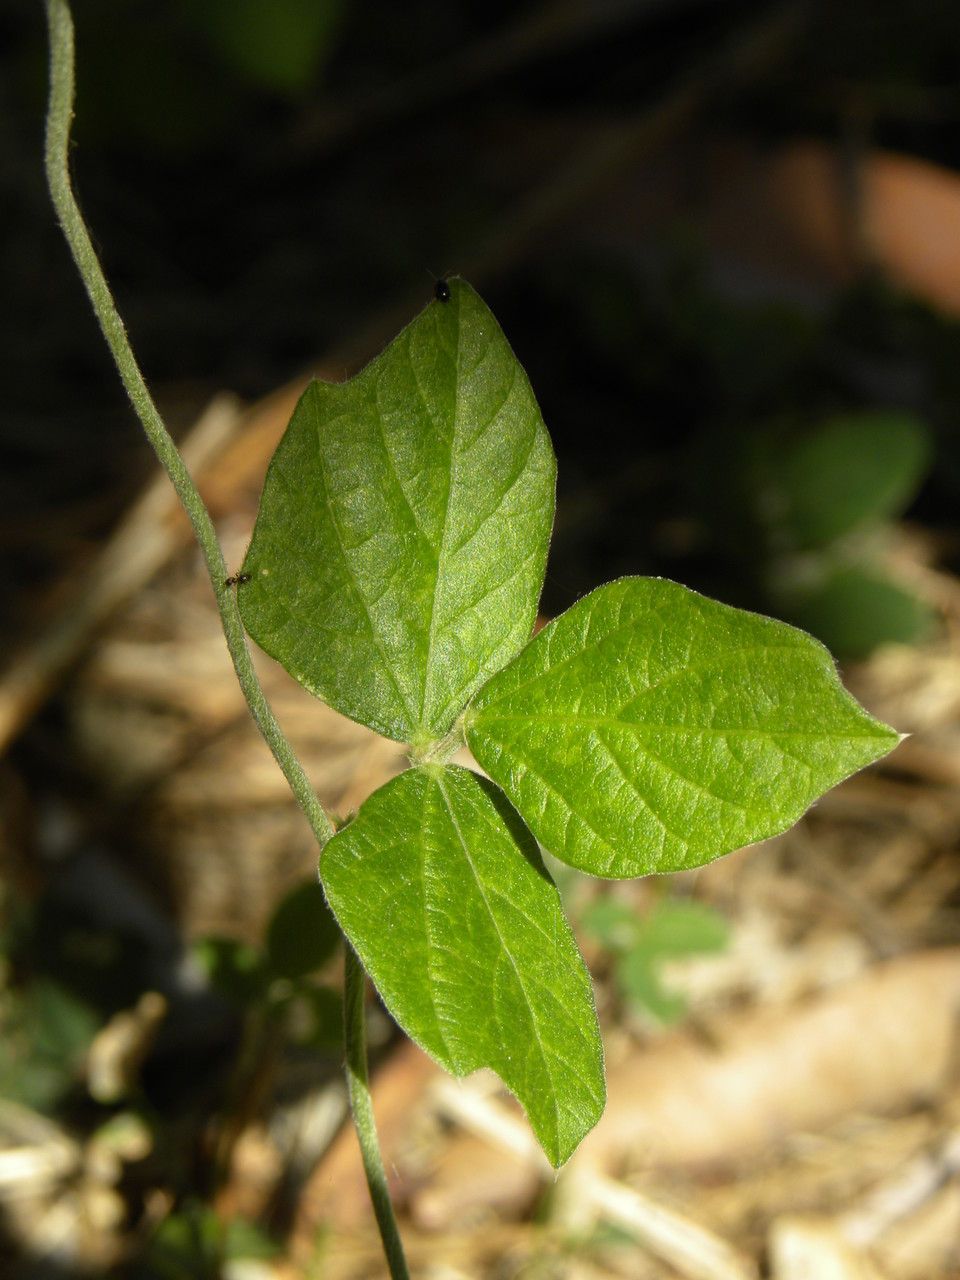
[309,392,417,728]
[435,774,562,1147]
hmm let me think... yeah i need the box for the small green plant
[581,895,729,1025]
[195,878,343,1049]
[43,7,902,1273]
[141,1199,280,1280]
[696,412,935,658]
[0,972,99,1114]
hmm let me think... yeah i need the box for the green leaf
[143,1201,222,1280]
[762,412,930,549]
[466,577,900,878]
[579,897,640,950]
[615,951,686,1024]
[321,765,604,1166]
[192,937,267,1006]
[0,979,100,1113]
[782,566,936,660]
[633,900,729,956]
[272,984,343,1050]
[582,896,728,958]
[223,1218,281,1262]
[240,278,556,747]
[581,898,728,1024]
[266,879,341,979]
[188,0,344,95]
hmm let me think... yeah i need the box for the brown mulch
[1,395,959,1280]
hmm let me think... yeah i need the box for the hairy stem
[43,5,409,1275]
[344,946,411,1280]
[43,0,333,848]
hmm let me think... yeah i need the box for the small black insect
[224,572,252,587]
[434,278,451,303]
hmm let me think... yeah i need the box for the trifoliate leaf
[466,578,900,878]
[321,765,604,1166]
[239,278,555,747]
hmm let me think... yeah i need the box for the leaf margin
[465,575,902,879]
[319,762,605,1166]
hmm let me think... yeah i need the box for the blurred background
[3,0,960,1276]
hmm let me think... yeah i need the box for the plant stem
[43,0,333,850]
[344,946,411,1280]
[43,5,411,1275]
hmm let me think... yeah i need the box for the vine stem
[42,0,332,848]
[344,947,412,1279]
[43,4,410,1276]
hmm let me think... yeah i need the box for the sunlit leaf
[240,278,555,748]
[321,765,604,1166]
[467,578,900,878]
